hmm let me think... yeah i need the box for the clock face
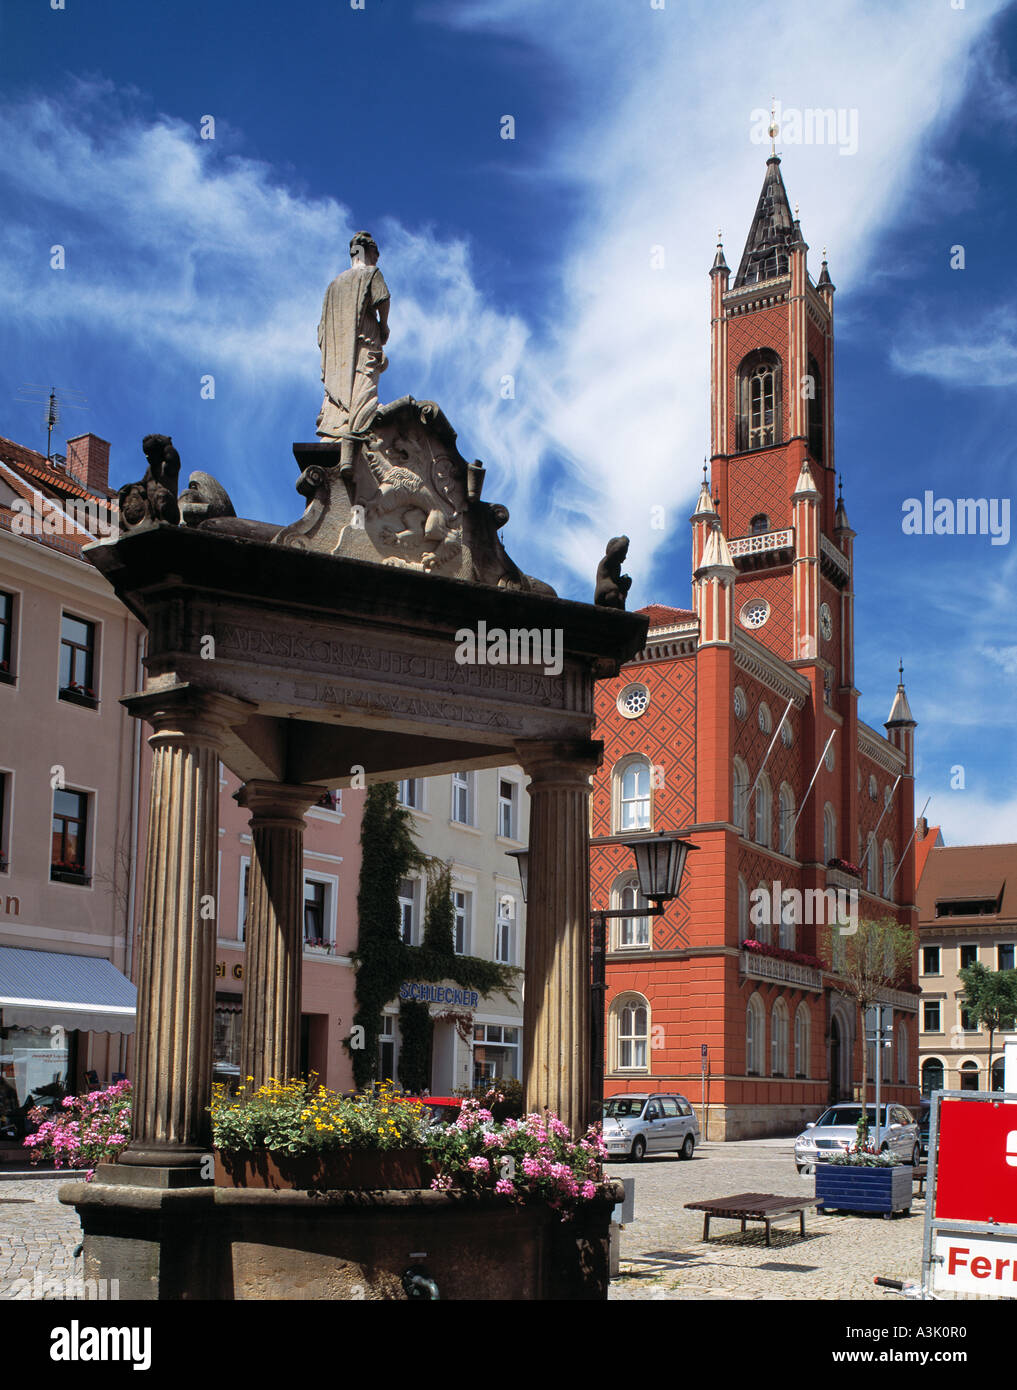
[820,603,833,641]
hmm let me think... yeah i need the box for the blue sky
[2,0,1016,845]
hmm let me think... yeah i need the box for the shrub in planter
[210,1077,433,1189]
[426,1097,611,1220]
[23,1080,132,1177]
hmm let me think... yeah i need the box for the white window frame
[398,876,419,946]
[614,756,651,833]
[453,886,472,955]
[397,778,423,811]
[451,771,475,827]
[613,874,650,949]
[746,992,765,1075]
[794,1003,810,1079]
[303,871,338,948]
[495,893,515,965]
[771,999,789,1077]
[614,994,650,1072]
[379,1012,399,1084]
[497,777,519,840]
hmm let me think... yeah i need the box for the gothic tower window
[807,353,824,463]
[737,349,783,452]
[750,513,770,535]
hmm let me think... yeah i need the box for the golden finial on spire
[769,97,779,155]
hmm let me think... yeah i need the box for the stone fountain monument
[60,234,648,1299]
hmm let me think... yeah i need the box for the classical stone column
[515,739,603,1136]
[119,687,246,1170]
[236,781,321,1090]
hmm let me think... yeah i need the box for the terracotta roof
[914,826,943,887]
[638,604,696,627]
[916,842,1017,925]
[0,434,114,502]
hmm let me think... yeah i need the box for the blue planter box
[815,1163,913,1216]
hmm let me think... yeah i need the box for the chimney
[915,816,928,841]
[66,434,111,494]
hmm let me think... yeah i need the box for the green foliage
[959,963,1017,1074]
[349,786,521,1091]
[397,999,433,1093]
[347,783,424,1089]
[211,1078,430,1154]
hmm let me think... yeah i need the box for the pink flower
[466,1155,490,1174]
[481,1131,505,1149]
[494,1178,515,1195]
[580,1180,597,1200]
[430,1173,454,1191]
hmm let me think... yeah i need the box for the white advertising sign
[933,1233,1017,1296]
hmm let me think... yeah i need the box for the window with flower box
[473,1024,520,1084]
[303,876,336,950]
[59,613,98,708]
[51,787,90,884]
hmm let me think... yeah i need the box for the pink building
[0,432,140,1150]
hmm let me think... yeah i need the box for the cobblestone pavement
[0,1148,928,1302]
[0,1176,83,1298]
[607,1138,925,1301]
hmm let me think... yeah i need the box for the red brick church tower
[590,157,920,1139]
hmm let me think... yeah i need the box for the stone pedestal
[119,687,247,1171]
[517,740,602,1135]
[58,1175,622,1300]
[236,781,321,1090]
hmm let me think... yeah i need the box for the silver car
[602,1092,701,1161]
[794,1103,920,1173]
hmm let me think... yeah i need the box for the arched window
[778,889,795,950]
[733,757,750,836]
[771,999,789,1076]
[738,875,749,940]
[737,350,783,451]
[882,841,894,901]
[613,994,650,1072]
[896,1019,908,1084]
[754,772,772,848]
[866,834,878,894]
[746,992,765,1075]
[992,1058,1006,1092]
[755,881,772,945]
[613,874,649,949]
[807,353,823,463]
[750,512,770,535]
[960,1060,980,1091]
[614,756,651,832]
[794,1003,810,1078]
[823,803,837,863]
[921,1058,944,1097]
[778,783,795,857]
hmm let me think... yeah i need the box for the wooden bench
[685,1192,818,1247]
[912,1163,927,1197]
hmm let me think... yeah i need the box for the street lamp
[508,832,697,1124]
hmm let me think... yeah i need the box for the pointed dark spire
[711,229,729,275]
[817,246,835,292]
[834,473,851,532]
[886,663,916,728]
[733,156,796,288]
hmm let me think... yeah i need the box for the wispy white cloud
[0,3,1010,601]
[922,789,1017,848]
[890,307,1017,387]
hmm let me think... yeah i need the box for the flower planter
[214,1147,430,1191]
[815,1162,913,1217]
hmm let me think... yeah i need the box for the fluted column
[120,688,246,1168]
[516,739,602,1136]
[236,781,321,1090]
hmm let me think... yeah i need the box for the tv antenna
[14,383,88,460]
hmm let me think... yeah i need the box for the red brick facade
[592,159,920,1139]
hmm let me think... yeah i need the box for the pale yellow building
[381,769,527,1093]
[917,839,1017,1095]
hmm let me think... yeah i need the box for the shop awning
[0,947,136,1034]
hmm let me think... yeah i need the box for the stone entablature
[733,633,811,710]
[857,721,906,777]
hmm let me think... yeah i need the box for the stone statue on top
[316,230,390,479]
